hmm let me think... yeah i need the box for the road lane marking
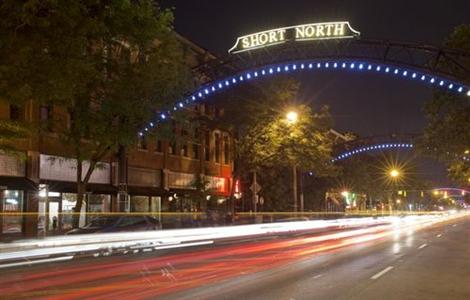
[371,266,394,280]
[313,274,322,279]
[418,243,427,249]
[436,234,442,238]
[452,224,457,227]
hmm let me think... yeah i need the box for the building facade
[0,35,234,238]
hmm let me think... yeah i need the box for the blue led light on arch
[140,59,470,137]
[332,142,414,162]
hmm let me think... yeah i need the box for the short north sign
[228,21,360,54]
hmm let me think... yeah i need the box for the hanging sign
[229,21,360,54]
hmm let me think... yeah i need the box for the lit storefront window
[150,196,161,212]
[61,193,77,231]
[88,194,111,213]
[2,190,24,234]
[131,196,149,212]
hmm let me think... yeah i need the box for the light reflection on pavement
[0,214,464,299]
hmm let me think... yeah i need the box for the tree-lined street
[0,1,469,299]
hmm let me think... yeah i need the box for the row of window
[9,103,224,124]
[8,103,52,124]
[137,134,231,164]
[7,104,231,164]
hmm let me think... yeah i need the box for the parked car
[66,215,160,234]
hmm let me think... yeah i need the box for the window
[192,144,200,159]
[215,133,220,163]
[206,105,214,117]
[168,141,176,155]
[137,135,147,150]
[216,107,224,118]
[150,197,161,213]
[61,193,76,230]
[40,105,51,121]
[9,105,21,121]
[130,196,149,212]
[40,105,52,131]
[156,140,162,152]
[88,194,111,213]
[224,135,230,164]
[181,144,188,157]
[2,190,24,234]
[204,132,211,161]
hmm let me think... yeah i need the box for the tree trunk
[72,160,84,228]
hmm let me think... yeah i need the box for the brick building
[0,35,234,238]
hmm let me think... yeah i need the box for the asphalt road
[0,215,468,299]
[168,215,470,300]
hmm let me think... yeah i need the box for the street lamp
[389,169,400,178]
[285,110,299,212]
[286,111,298,124]
[388,168,401,213]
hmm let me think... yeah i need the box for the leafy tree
[217,77,336,211]
[238,101,335,175]
[0,0,192,227]
[0,120,30,157]
[419,25,470,187]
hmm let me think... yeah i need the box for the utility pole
[299,171,304,212]
[293,165,297,212]
[252,171,257,213]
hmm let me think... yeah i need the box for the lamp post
[286,110,299,212]
[389,168,400,213]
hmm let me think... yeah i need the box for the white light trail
[0,213,466,268]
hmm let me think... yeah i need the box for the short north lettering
[229,21,359,54]
[295,23,345,39]
[241,29,286,49]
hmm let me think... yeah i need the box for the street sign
[229,21,360,54]
[250,182,261,194]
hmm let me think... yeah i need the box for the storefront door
[47,197,61,232]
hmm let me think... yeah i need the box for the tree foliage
[419,25,470,186]
[0,0,192,226]
[0,120,30,156]
[216,77,336,210]
[228,77,336,174]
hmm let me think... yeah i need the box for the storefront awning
[0,176,37,191]
[40,180,118,194]
[127,185,171,197]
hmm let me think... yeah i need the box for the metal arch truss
[195,38,470,86]
[139,38,470,136]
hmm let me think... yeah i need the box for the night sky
[163,0,469,136]
[162,0,469,184]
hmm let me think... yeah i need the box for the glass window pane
[130,196,149,212]
[2,190,23,234]
[61,193,77,231]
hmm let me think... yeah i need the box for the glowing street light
[389,169,400,178]
[341,190,350,197]
[286,111,298,124]
[285,109,300,212]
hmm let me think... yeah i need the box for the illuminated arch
[139,59,470,136]
[332,142,414,162]
[332,142,470,162]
